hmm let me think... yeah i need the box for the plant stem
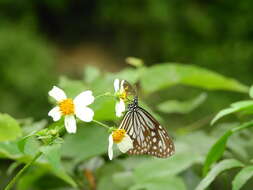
[4,151,42,190]
[92,119,111,129]
[95,92,114,99]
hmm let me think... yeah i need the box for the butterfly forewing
[119,105,175,158]
[121,80,137,101]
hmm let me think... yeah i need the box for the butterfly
[118,81,175,158]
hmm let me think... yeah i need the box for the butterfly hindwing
[119,105,175,158]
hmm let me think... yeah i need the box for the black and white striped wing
[119,107,175,158]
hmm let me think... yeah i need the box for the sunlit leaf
[0,113,22,141]
[126,57,144,67]
[140,64,248,94]
[211,100,253,125]
[196,159,244,190]
[232,165,253,190]
[91,96,116,121]
[157,93,207,114]
[231,100,253,108]
[249,85,253,98]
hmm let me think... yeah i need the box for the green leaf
[97,162,125,190]
[176,131,216,157]
[17,167,48,190]
[196,159,244,190]
[40,144,77,187]
[17,133,36,153]
[211,107,238,125]
[202,130,233,176]
[7,161,22,175]
[40,144,62,170]
[134,151,199,182]
[157,93,207,114]
[226,135,249,162]
[211,100,253,125]
[232,165,253,190]
[62,124,108,162]
[203,120,253,175]
[231,100,253,108]
[112,171,134,189]
[91,96,116,121]
[0,113,22,141]
[140,64,248,94]
[130,176,186,190]
[0,141,23,159]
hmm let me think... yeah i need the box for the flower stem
[95,92,114,99]
[92,119,111,129]
[4,151,42,190]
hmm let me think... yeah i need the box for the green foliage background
[1,0,253,190]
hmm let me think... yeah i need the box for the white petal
[115,99,125,117]
[114,79,120,92]
[75,107,94,122]
[49,86,67,102]
[74,90,94,107]
[64,115,76,133]
[117,135,133,153]
[48,106,61,121]
[108,135,114,160]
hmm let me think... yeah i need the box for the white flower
[114,79,126,117]
[48,86,94,133]
[108,129,133,160]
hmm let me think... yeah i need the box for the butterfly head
[133,96,138,105]
[115,79,137,103]
[128,96,138,111]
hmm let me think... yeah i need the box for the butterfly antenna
[133,82,139,98]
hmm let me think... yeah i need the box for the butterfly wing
[119,106,175,158]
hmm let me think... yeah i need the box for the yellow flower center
[119,90,128,102]
[59,98,75,115]
[112,129,126,143]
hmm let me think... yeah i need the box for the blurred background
[1,0,253,190]
[1,0,253,119]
